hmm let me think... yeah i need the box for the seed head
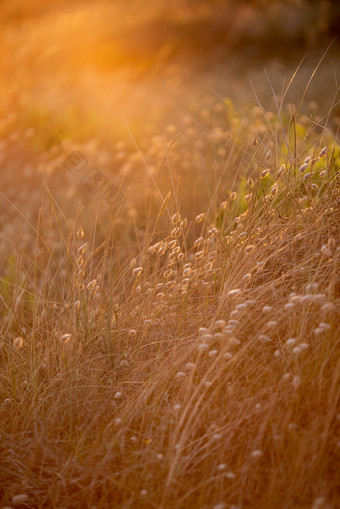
[171,212,180,224]
[185,362,196,370]
[245,244,255,253]
[198,327,209,335]
[304,172,313,180]
[321,245,332,258]
[321,302,333,312]
[235,303,247,310]
[215,319,226,328]
[271,185,278,196]
[195,213,206,223]
[319,146,328,157]
[13,336,24,349]
[208,349,218,357]
[258,334,271,343]
[292,375,301,389]
[197,342,209,352]
[251,449,263,458]
[229,337,241,346]
[267,320,277,328]
[228,288,241,297]
[163,268,173,278]
[229,310,240,318]
[87,279,97,291]
[175,371,186,379]
[213,504,227,509]
[77,226,84,239]
[261,169,270,178]
[299,163,309,173]
[78,242,88,255]
[171,227,180,237]
[12,494,29,505]
[60,334,72,344]
[292,346,302,355]
[133,267,143,276]
[300,342,309,350]
[319,322,330,330]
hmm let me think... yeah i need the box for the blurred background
[0,0,339,225]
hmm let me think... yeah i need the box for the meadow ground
[0,1,340,508]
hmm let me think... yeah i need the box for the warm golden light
[0,1,339,508]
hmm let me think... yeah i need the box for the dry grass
[0,2,340,508]
[0,86,339,508]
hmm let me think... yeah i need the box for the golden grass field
[0,1,339,508]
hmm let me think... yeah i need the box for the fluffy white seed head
[12,494,29,505]
[175,371,186,379]
[223,352,233,360]
[215,319,226,329]
[292,375,301,389]
[267,320,277,328]
[259,334,271,343]
[198,343,209,352]
[60,334,72,344]
[251,449,263,458]
[13,336,24,348]
[321,245,332,258]
[228,289,241,297]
